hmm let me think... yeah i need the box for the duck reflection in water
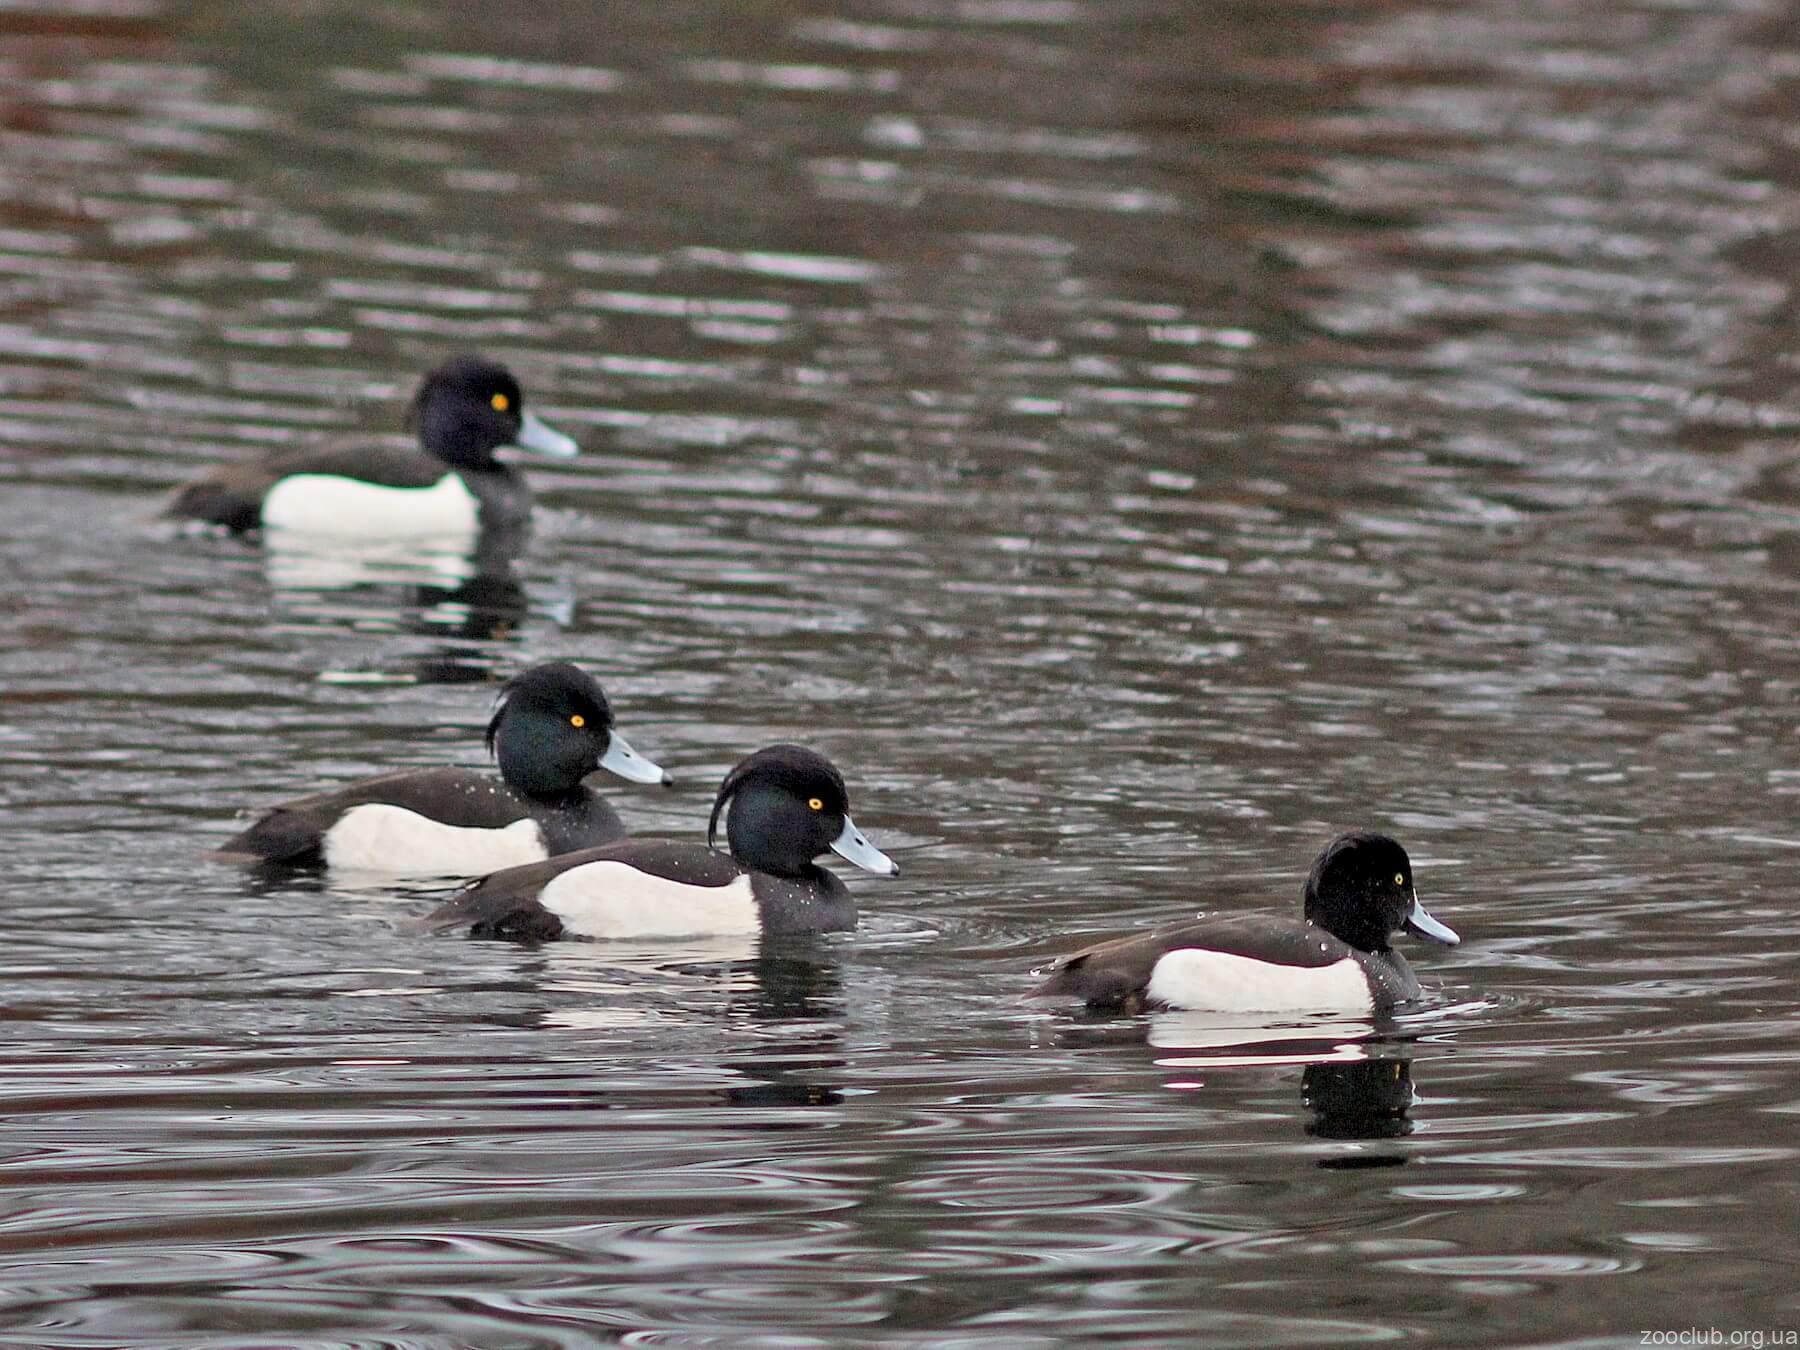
[1303,1055,1415,1144]
[1141,1018,1420,1155]
[268,521,559,686]
[531,940,848,1029]
[264,516,535,644]
[525,943,849,1111]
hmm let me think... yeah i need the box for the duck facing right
[426,743,898,942]
[1030,831,1459,1015]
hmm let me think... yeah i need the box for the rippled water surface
[4,0,1800,1344]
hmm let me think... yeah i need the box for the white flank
[263,471,479,536]
[1145,949,1373,1014]
[324,804,547,875]
[538,864,760,939]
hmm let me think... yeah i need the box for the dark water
[3,0,1799,1344]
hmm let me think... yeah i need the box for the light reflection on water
[2,0,1800,1343]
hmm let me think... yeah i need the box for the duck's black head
[486,662,667,798]
[1302,831,1459,953]
[706,744,898,880]
[408,354,578,470]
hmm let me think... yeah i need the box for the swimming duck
[166,354,577,534]
[427,743,898,940]
[1031,831,1458,1014]
[215,662,667,875]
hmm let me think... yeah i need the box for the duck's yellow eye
[1394,872,1406,886]
[491,392,511,412]
[569,714,585,728]
[808,797,823,811]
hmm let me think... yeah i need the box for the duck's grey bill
[599,732,670,785]
[1403,896,1460,946]
[513,411,579,459]
[830,815,898,877]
